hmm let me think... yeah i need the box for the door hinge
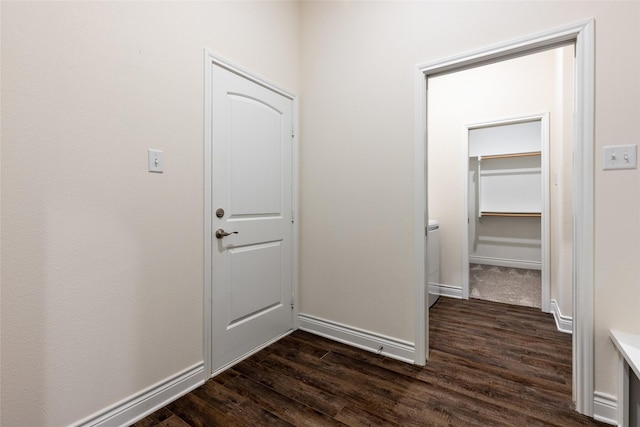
[290,297,295,310]
[292,126,295,139]
[291,209,295,223]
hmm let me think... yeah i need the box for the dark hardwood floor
[132,297,608,426]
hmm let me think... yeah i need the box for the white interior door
[211,63,294,374]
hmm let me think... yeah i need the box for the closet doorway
[464,116,550,312]
[427,44,574,318]
[415,20,594,414]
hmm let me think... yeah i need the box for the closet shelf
[480,212,541,218]
[476,151,542,218]
[479,151,541,160]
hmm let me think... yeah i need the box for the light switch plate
[603,144,637,170]
[148,149,164,173]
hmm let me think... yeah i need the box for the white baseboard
[469,256,542,271]
[298,313,415,364]
[593,391,618,426]
[71,362,205,427]
[428,283,463,299]
[549,299,573,334]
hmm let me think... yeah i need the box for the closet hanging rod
[480,212,542,218]
[480,151,541,160]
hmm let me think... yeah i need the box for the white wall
[551,46,575,318]
[299,0,640,406]
[0,2,300,426]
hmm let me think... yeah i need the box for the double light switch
[603,145,637,170]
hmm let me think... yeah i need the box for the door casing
[414,20,595,415]
[204,50,299,378]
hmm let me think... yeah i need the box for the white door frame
[462,113,551,313]
[414,20,595,415]
[203,50,299,378]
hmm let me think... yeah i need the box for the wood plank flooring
[132,297,608,426]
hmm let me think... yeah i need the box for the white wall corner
[593,391,618,426]
[549,299,573,334]
[298,313,415,364]
[70,363,205,427]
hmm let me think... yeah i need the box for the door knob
[215,229,238,239]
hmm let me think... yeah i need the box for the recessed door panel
[228,95,283,218]
[228,241,282,328]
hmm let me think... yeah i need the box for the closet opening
[465,116,552,312]
[427,44,574,318]
[414,20,594,415]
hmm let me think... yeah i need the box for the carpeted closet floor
[469,263,541,308]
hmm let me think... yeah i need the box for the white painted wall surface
[551,46,575,318]
[299,0,640,405]
[1,2,300,426]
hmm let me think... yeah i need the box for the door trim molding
[414,20,595,415]
[204,50,299,378]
